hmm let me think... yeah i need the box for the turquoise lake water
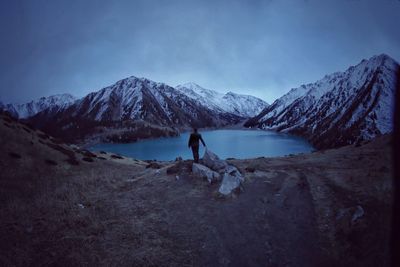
[89,129,314,161]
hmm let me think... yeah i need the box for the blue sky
[1,0,399,104]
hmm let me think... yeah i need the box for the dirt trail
[102,146,391,267]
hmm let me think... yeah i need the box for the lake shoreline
[77,120,250,149]
[88,128,315,161]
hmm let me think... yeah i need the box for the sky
[0,0,399,104]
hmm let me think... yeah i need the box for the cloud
[0,0,399,104]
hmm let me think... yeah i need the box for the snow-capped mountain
[245,54,399,149]
[2,94,76,119]
[60,76,242,125]
[176,82,269,117]
[28,76,243,143]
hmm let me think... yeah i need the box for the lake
[89,129,314,161]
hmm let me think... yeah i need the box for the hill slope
[1,94,76,119]
[0,111,392,266]
[245,54,399,149]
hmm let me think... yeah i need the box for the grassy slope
[0,113,393,266]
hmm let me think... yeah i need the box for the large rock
[192,163,221,184]
[200,149,245,195]
[202,149,228,172]
[218,165,244,195]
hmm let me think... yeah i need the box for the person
[188,128,206,163]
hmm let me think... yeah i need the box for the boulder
[202,149,228,172]
[199,149,245,195]
[192,163,221,184]
[218,165,244,195]
[167,160,192,175]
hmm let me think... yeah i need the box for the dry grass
[0,113,394,266]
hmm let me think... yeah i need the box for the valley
[0,111,392,266]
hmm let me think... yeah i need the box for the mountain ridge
[175,82,269,117]
[245,53,399,149]
[1,93,76,119]
[23,76,247,144]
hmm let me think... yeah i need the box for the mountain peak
[361,53,399,69]
[371,53,393,61]
[245,53,397,149]
[176,83,268,117]
[179,82,201,88]
[177,82,209,92]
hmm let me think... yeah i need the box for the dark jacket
[188,132,206,147]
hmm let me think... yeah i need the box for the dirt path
[103,135,392,267]
[103,165,334,266]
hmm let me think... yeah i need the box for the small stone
[351,205,364,223]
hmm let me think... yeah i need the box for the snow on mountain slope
[2,94,76,119]
[221,91,269,118]
[27,76,245,143]
[176,83,269,117]
[245,54,399,149]
[64,76,240,126]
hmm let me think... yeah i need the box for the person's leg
[192,145,199,163]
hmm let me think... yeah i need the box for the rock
[202,149,228,172]
[166,164,179,174]
[82,157,94,162]
[218,166,244,195]
[245,166,256,173]
[336,205,365,235]
[201,149,245,194]
[192,163,221,184]
[146,162,162,169]
[166,161,192,175]
[351,205,364,223]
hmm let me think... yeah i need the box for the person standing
[188,128,206,163]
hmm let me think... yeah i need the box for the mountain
[176,82,269,117]
[245,54,399,149]
[1,94,76,119]
[28,76,243,144]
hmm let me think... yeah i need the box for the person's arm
[200,135,206,147]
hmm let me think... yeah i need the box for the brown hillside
[0,112,393,266]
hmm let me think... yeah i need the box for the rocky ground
[0,113,393,266]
